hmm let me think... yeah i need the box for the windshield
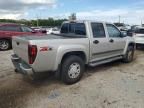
[21,26,33,32]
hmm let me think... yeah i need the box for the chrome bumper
[11,54,34,76]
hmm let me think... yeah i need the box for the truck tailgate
[12,37,29,64]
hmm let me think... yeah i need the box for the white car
[133,27,144,45]
[114,23,128,31]
[46,28,60,34]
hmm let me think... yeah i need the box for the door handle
[109,39,114,43]
[93,40,99,44]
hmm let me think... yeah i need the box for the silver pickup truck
[11,20,135,84]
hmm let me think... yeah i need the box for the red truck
[0,23,44,51]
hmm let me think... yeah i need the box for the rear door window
[91,23,106,38]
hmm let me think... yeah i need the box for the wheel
[123,46,134,63]
[14,69,18,73]
[136,44,141,49]
[61,55,85,84]
[136,44,139,49]
[0,39,11,51]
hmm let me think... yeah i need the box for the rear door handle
[93,40,99,44]
[109,39,114,43]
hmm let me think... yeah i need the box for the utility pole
[119,15,121,23]
[37,18,39,27]
[36,14,39,27]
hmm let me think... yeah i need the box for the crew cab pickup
[11,20,135,84]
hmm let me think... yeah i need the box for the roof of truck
[63,20,106,23]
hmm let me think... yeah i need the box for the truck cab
[60,21,134,64]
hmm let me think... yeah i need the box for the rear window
[61,23,86,36]
[135,29,144,34]
[21,26,32,32]
[91,23,106,38]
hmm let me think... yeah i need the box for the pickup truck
[11,20,135,84]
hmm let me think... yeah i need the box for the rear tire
[14,69,18,73]
[123,46,134,63]
[61,55,85,84]
[0,39,11,51]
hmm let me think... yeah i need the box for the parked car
[127,25,140,36]
[133,27,144,47]
[131,25,140,30]
[46,27,60,34]
[114,23,129,31]
[125,24,131,30]
[11,20,135,84]
[0,23,43,51]
[31,27,47,34]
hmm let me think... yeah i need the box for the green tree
[0,18,67,27]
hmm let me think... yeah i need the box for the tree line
[0,18,67,27]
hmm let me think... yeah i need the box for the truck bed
[20,34,87,40]
[20,34,66,40]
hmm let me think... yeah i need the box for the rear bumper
[11,54,34,76]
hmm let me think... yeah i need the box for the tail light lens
[28,45,37,64]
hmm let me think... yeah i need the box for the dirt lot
[0,50,144,108]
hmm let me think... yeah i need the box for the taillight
[28,45,37,64]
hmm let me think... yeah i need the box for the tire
[136,44,139,49]
[0,39,11,51]
[61,55,85,84]
[123,45,134,63]
[14,69,18,73]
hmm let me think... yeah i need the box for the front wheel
[123,46,135,63]
[0,39,11,51]
[61,55,85,84]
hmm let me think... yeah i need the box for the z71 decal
[40,47,52,52]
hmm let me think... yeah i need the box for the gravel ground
[0,50,144,108]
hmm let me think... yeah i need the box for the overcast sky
[0,0,144,24]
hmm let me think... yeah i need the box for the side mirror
[120,31,127,37]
